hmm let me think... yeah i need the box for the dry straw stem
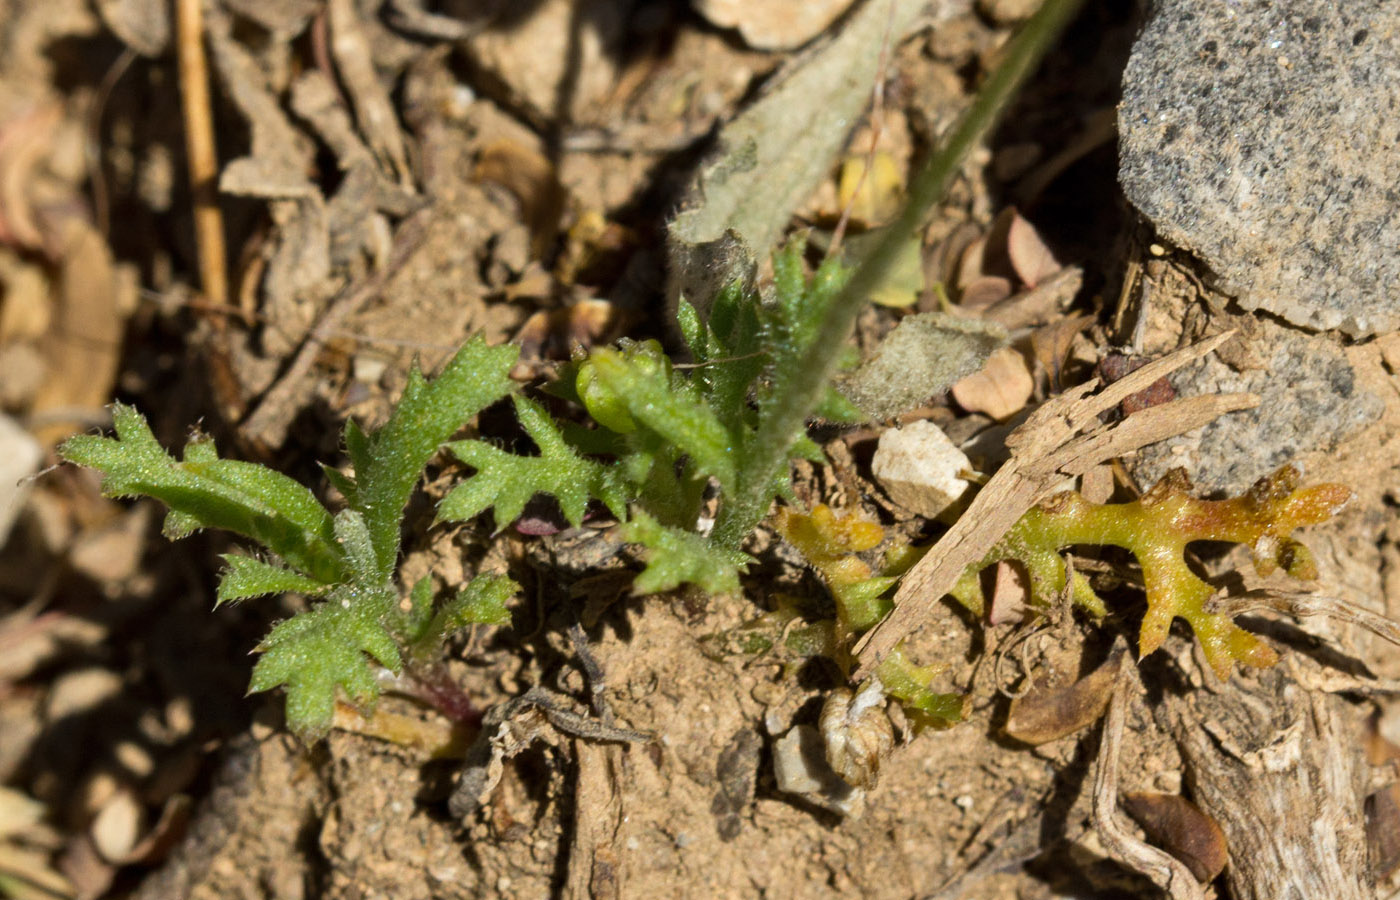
[854,331,1257,676]
[175,0,229,314]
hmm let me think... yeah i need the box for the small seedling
[60,338,522,737]
[59,242,913,738]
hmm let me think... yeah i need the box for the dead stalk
[176,0,231,317]
[1092,668,1206,900]
[1208,588,1400,649]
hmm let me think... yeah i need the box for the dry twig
[1092,665,1207,900]
[1207,588,1400,650]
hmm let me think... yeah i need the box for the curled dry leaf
[1122,792,1229,884]
[1004,652,1121,745]
[1030,313,1094,391]
[820,683,894,789]
[950,346,1034,421]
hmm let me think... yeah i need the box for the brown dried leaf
[1006,209,1060,286]
[984,264,1082,330]
[1031,313,1094,391]
[951,347,1033,421]
[1004,652,1121,744]
[96,0,169,55]
[31,220,125,445]
[1122,792,1229,883]
[958,275,1013,313]
[986,560,1029,625]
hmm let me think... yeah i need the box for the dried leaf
[951,347,1034,421]
[959,275,1013,313]
[31,220,125,445]
[984,264,1082,330]
[841,313,1006,420]
[1006,209,1061,286]
[96,0,169,55]
[667,0,928,312]
[475,140,563,259]
[986,560,1029,625]
[1122,792,1229,883]
[837,150,905,227]
[1005,652,1120,744]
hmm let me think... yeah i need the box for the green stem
[711,0,1086,549]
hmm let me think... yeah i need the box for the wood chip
[854,331,1254,676]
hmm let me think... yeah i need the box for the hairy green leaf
[434,573,518,631]
[60,405,346,583]
[622,511,752,596]
[587,349,738,494]
[248,584,401,738]
[439,396,629,528]
[217,555,332,605]
[344,338,517,581]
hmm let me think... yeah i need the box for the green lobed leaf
[248,583,401,738]
[587,349,738,494]
[60,405,346,584]
[216,555,332,605]
[439,396,631,529]
[345,338,517,581]
[433,573,519,631]
[622,511,752,596]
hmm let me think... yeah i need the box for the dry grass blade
[854,331,1249,675]
[175,0,228,313]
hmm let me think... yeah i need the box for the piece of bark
[1157,662,1372,900]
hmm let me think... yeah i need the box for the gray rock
[1131,323,1382,494]
[1119,1,1400,337]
